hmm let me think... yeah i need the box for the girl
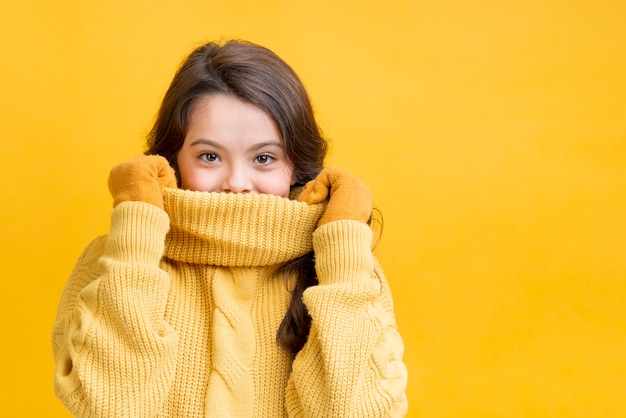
[52,40,408,417]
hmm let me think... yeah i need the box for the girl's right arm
[51,156,179,417]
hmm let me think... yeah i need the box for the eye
[255,154,276,165]
[199,152,219,162]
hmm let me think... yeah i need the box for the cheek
[180,170,217,192]
[177,158,205,192]
[274,183,291,198]
[274,169,296,197]
[176,156,192,190]
[254,173,286,197]
[179,175,194,191]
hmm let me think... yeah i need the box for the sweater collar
[162,188,325,267]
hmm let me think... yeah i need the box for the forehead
[184,94,283,150]
[190,94,278,130]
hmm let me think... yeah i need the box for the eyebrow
[249,141,284,151]
[189,138,284,152]
[189,138,224,149]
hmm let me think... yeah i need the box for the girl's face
[177,94,295,197]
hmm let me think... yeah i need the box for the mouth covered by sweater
[163,188,325,266]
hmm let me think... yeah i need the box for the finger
[298,176,330,204]
[156,161,177,189]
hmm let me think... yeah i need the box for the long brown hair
[145,40,327,355]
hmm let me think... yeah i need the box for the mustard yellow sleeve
[51,202,179,417]
[286,220,408,417]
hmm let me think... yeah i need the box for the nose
[221,165,253,193]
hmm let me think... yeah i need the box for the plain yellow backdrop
[1,1,625,416]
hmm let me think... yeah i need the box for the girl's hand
[108,155,177,209]
[298,167,373,227]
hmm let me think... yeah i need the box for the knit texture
[52,189,408,417]
[163,189,322,266]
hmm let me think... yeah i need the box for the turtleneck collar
[162,188,325,267]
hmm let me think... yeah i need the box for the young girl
[52,40,408,417]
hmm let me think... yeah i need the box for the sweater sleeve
[285,220,408,417]
[51,202,179,417]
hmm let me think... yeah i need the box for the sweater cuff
[312,220,374,285]
[105,201,170,263]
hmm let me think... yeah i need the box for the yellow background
[1,1,624,416]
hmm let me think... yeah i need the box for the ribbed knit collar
[162,188,325,267]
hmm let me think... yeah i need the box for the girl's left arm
[285,220,408,417]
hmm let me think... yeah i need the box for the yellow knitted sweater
[52,189,407,417]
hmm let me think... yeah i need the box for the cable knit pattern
[52,189,407,417]
[205,266,255,417]
[286,220,408,417]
